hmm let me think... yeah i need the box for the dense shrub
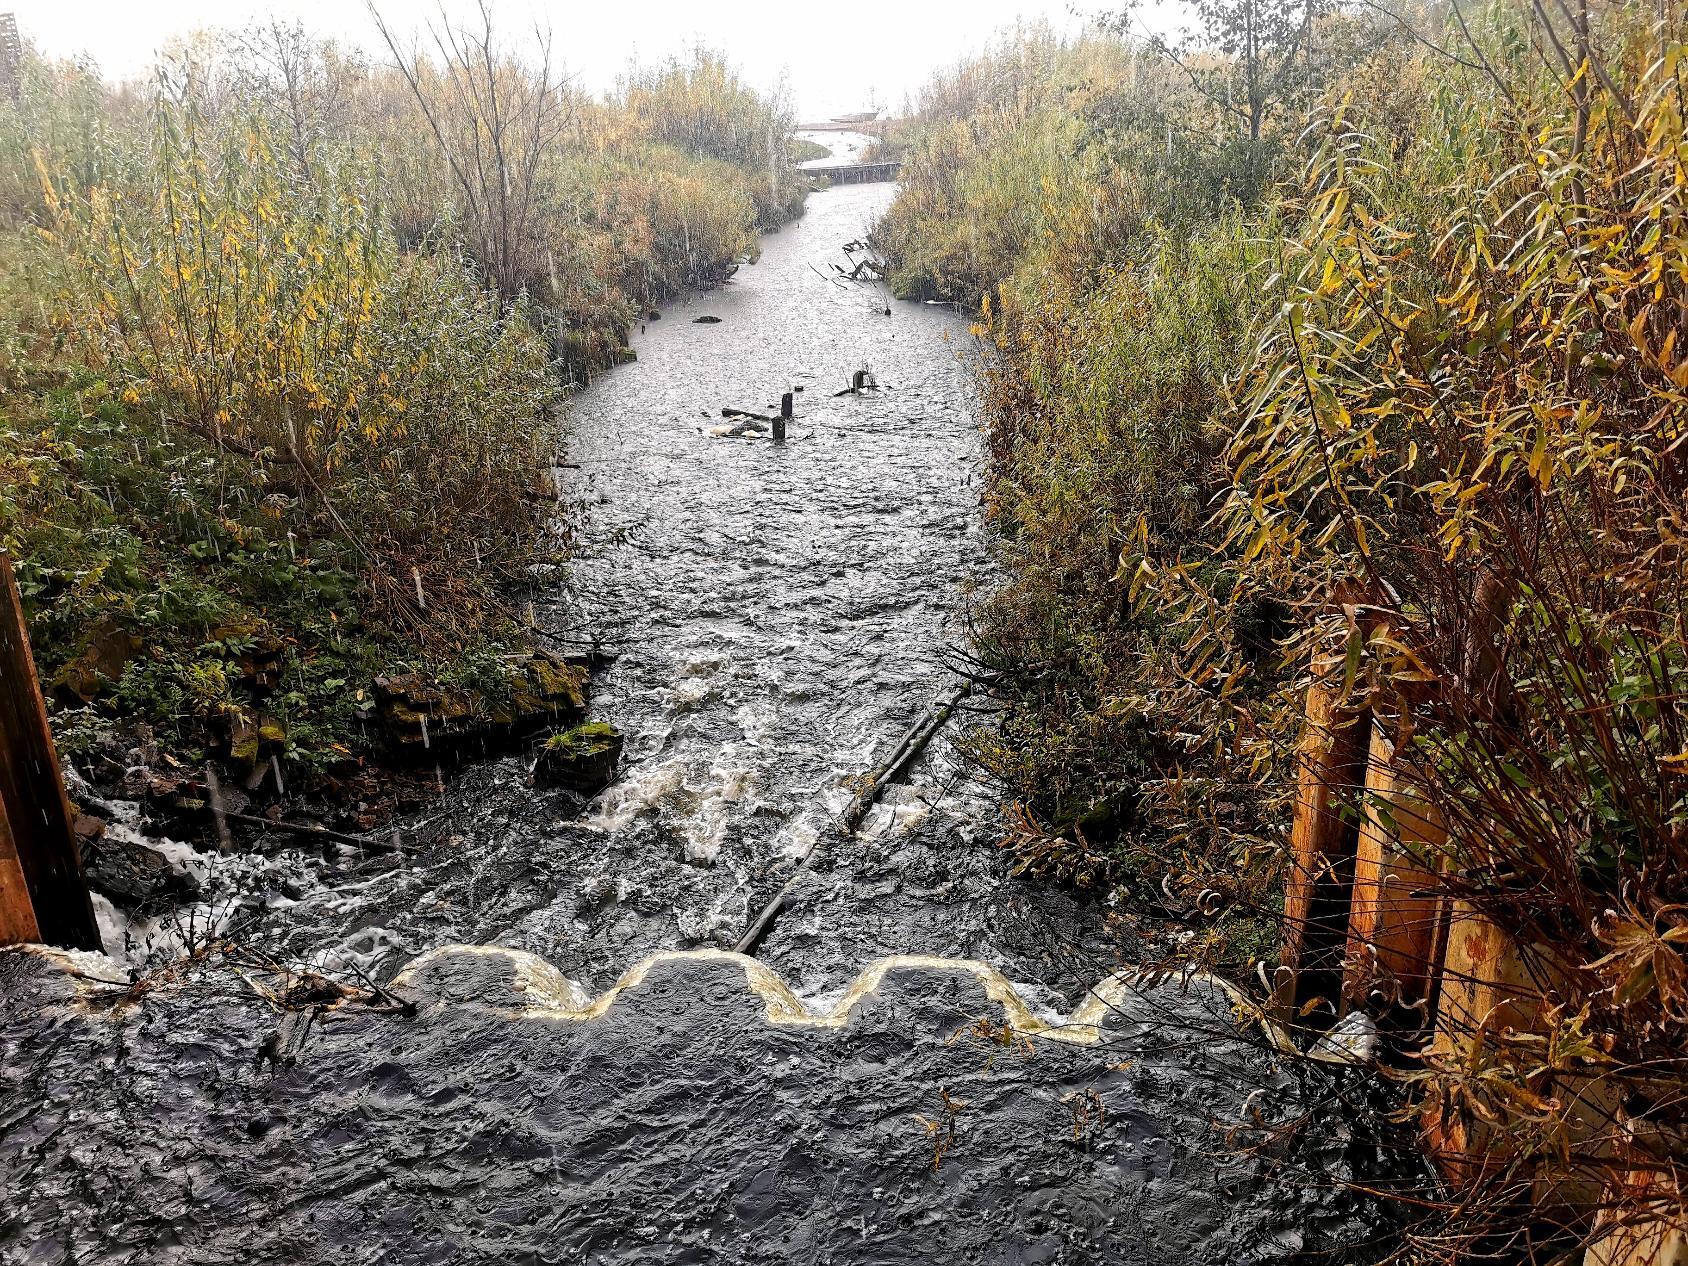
[881,0,1688,1252]
[0,30,802,779]
[36,84,558,638]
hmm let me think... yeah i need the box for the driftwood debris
[731,683,972,956]
[834,257,883,282]
[841,684,972,834]
[715,392,795,440]
[217,811,406,854]
[833,367,880,397]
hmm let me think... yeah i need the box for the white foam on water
[733,700,777,747]
[583,757,688,832]
[91,886,240,971]
[675,871,749,942]
[774,815,820,861]
[310,924,411,978]
[667,674,720,713]
[856,784,936,839]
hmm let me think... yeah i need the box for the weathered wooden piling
[1343,726,1446,1029]
[1273,638,1371,1027]
[0,553,101,950]
[774,392,791,442]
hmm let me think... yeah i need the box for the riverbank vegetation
[879,2,1688,1255]
[1,22,804,802]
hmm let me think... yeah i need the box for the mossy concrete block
[49,620,141,705]
[375,653,588,752]
[228,713,287,768]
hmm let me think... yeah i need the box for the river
[5,167,1405,1266]
[233,175,1115,1009]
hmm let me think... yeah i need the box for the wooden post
[1343,725,1447,1032]
[1587,1148,1688,1266]
[0,795,40,944]
[773,392,791,442]
[1424,905,1618,1205]
[1274,638,1371,1028]
[0,553,101,950]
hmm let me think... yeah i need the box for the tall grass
[0,28,802,777]
[619,48,804,226]
[35,73,556,637]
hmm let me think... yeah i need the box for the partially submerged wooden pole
[773,392,791,442]
[734,683,973,956]
[0,553,101,950]
[841,684,971,835]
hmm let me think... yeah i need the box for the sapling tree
[370,0,571,304]
[1106,0,1341,141]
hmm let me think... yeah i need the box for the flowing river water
[3,157,1407,1265]
[233,173,1117,1008]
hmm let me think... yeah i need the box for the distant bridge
[807,161,901,185]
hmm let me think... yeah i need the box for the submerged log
[732,684,972,956]
[841,684,971,835]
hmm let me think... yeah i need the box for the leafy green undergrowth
[3,367,538,790]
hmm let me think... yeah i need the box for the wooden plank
[0,799,42,943]
[1274,644,1371,1027]
[1587,1166,1688,1266]
[1343,726,1446,1026]
[1423,905,1617,1206]
[0,552,100,950]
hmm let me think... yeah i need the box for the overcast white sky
[14,0,1186,118]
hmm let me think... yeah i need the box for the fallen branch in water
[841,683,972,834]
[732,683,972,956]
[217,811,406,854]
[833,257,883,282]
[833,367,880,396]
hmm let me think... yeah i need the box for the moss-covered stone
[228,713,288,768]
[375,653,589,753]
[49,621,142,705]
[535,721,623,792]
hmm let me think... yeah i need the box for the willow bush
[880,0,1688,1254]
[873,26,1305,950]
[1,29,798,779]
[37,77,557,636]
[1147,6,1688,1251]
[619,48,805,227]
